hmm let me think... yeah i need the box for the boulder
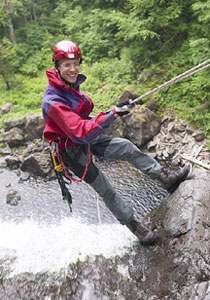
[24,113,44,141]
[105,117,125,137]
[3,117,25,132]
[6,190,21,206]
[138,170,210,299]
[1,102,13,115]
[124,106,161,146]
[20,151,52,177]
[192,130,205,142]
[5,155,22,169]
[3,127,24,148]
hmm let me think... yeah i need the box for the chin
[67,78,77,84]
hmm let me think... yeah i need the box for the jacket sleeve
[48,102,116,144]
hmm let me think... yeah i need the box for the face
[57,58,80,84]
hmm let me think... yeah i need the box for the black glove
[113,99,135,116]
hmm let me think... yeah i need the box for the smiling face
[57,58,80,84]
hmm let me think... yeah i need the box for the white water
[0,217,136,276]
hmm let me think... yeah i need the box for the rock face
[125,170,210,300]
[124,106,161,146]
[3,113,44,147]
[105,106,162,146]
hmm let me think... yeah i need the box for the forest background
[0,0,210,144]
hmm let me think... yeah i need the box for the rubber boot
[158,165,190,194]
[126,218,156,246]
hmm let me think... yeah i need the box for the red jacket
[42,70,116,151]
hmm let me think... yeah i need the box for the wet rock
[141,170,210,299]
[5,155,21,169]
[6,190,21,206]
[18,171,30,183]
[0,157,7,168]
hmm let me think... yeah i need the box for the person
[42,40,190,246]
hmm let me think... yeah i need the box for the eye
[64,63,71,68]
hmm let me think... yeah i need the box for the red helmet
[52,40,82,62]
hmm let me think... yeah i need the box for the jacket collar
[46,69,86,92]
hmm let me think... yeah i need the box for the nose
[69,64,76,71]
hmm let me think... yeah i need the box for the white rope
[132,58,210,104]
[96,194,102,225]
[92,155,102,225]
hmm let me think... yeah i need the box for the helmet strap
[55,68,73,89]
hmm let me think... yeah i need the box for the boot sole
[141,232,157,246]
[167,166,190,194]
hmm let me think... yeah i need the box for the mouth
[65,73,77,82]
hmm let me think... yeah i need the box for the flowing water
[0,158,167,300]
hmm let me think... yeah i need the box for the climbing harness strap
[58,143,91,183]
[50,137,92,212]
[49,148,73,212]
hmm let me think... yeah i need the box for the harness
[50,137,91,212]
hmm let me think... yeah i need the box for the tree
[0,40,16,90]
[2,0,17,44]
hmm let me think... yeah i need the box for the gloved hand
[112,99,135,117]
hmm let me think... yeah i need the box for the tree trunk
[1,70,11,90]
[3,0,17,45]
[32,0,36,21]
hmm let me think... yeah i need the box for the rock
[118,87,139,102]
[0,157,7,168]
[186,126,194,134]
[163,171,210,239]
[140,170,210,299]
[145,100,159,111]
[147,140,157,151]
[105,117,125,137]
[124,106,161,146]
[192,130,205,142]
[1,102,13,114]
[20,152,52,177]
[6,190,21,206]
[3,113,44,142]
[0,147,12,155]
[3,127,24,148]
[24,113,44,141]
[5,155,21,169]
[3,117,25,132]
[18,171,30,183]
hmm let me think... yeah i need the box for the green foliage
[0,0,209,140]
[79,58,136,114]
[61,7,119,62]
[0,38,17,90]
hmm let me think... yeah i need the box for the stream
[0,158,167,300]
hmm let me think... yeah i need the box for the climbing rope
[132,58,210,105]
[92,155,102,225]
